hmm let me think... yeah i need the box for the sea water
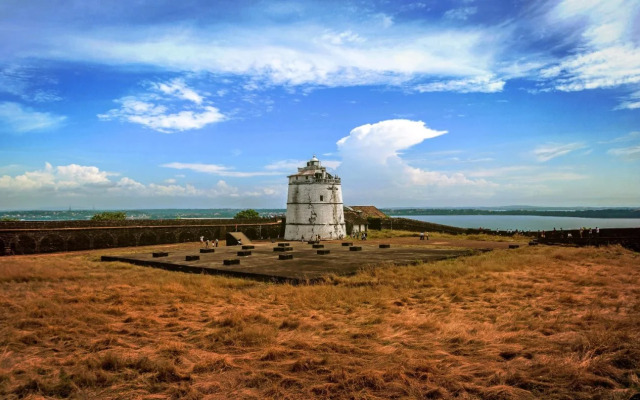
[396,215,640,231]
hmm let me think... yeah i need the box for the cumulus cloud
[335,119,493,203]
[0,163,113,191]
[162,162,281,177]
[533,142,586,162]
[0,163,283,207]
[0,102,66,134]
[337,119,447,162]
[98,79,225,133]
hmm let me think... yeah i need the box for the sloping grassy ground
[0,243,639,399]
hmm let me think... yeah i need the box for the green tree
[91,211,127,221]
[234,209,260,219]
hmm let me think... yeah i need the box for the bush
[91,211,127,221]
[234,209,260,219]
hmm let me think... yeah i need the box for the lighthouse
[284,156,346,241]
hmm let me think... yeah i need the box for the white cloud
[162,162,281,177]
[0,102,66,134]
[0,65,62,103]
[615,100,640,110]
[98,79,225,133]
[598,131,640,144]
[608,145,640,160]
[0,163,112,191]
[614,90,640,110]
[264,159,306,171]
[533,142,586,162]
[337,119,447,162]
[151,78,204,104]
[466,165,587,182]
[415,76,505,93]
[541,0,640,92]
[336,119,492,196]
[444,7,477,21]
[0,163,283,207]
[41,21,502,91]
[320,30,365,46]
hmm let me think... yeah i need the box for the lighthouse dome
[307,155,320,167]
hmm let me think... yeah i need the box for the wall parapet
[0,219,285,255]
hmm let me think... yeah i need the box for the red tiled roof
[349,206,388,219]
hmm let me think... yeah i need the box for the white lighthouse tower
[284,156,346,241]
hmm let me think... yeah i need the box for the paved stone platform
[101,242,476,284]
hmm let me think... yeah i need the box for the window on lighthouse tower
[320,195,324,201]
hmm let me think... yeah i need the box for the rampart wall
[0,219,285,255]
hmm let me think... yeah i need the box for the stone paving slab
[101,242,476,284]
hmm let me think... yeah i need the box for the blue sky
[0,0,639,209]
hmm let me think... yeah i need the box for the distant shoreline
[1,207,639,221]
[382,208,640,219]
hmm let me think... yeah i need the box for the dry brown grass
[1,241,639,399]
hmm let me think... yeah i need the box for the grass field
[0,240,639,399]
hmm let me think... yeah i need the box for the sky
[0,0,639,210]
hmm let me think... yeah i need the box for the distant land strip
[382,208,640,219]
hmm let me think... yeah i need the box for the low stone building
[344,205,388,234]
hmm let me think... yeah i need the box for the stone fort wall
[0,219,285,255]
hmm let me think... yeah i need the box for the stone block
[273,246,293,252]
[185,255,200,261]
[279,254,293,260]
[223,259,240,265]
[317,249,330,255]
[242,245,255,250]
[342,242,353,246]
[152,252,168,257]
[379,244,391,248]
[200,248,215,253]
[237,250,252,256]
[349,246,362,251]
[312,244,324,248]
[508,244,520,249]
[277,242,290,247]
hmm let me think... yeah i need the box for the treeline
[382,208,640,219]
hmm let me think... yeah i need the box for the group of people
[419,232,430,240]
[351,231,367,240]
[200,236,219,248]
[539,227,600,239]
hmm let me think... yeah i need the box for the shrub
[91,211,126,221]
[234,209,260,219]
